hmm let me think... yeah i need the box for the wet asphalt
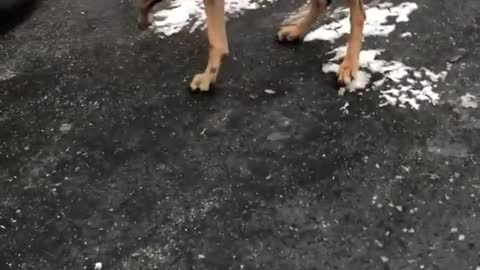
[1,0,480,269]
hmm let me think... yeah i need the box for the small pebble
[59,123,73,133]
[267,132,291,141]
[264,89,276,94]
[449,53,466,63]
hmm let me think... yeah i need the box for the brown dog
[137,0,365,91]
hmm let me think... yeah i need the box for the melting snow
[59,123,73,134]
[340,101,350,114]
[151,0,446,109]
[152,0,275,36]
[305,2,419,42]
[0,65,16,81]
[460,93,478,109]
[307,2,447,109]
[264,89,276,95]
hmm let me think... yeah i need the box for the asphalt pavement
[1,0,480,269]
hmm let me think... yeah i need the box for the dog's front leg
[190,0,229,92]
[338,0,365,84]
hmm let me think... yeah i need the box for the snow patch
[305,2,418,42]
[0,66,15,81]
[460,93,478,109]
[264,89,276,95]
[152,0,275,36]
[340,101,349,114]
[308,2,447,109]
[322,46,443,109]
[59,123,73,134]
[151,0,447,110]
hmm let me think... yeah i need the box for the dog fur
[137,0,366,92]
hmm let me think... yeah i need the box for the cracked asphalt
[1,0,480,269]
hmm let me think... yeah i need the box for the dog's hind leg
[277,0,329,42]
[337,0,365,84]
[137,0,162,30]
[190,0,228,92]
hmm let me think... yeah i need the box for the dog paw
[137,15,151,30]
[138,20,150,31]
[189,73,215,92]
[276,25,304,43]
[337,59,359,85]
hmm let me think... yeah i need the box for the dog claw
[276,25,305,44]
[189,73,216,92]
[337,59,359,85]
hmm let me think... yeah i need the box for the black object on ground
[0,0,38,35]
